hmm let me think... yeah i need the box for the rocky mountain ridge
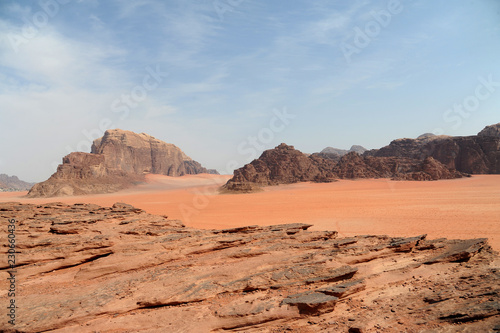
[28,129,217,197]
[364,123,500,174]
[224,144,465,192]
[224,123,499,192]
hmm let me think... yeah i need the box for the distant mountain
[0,174,35,192]
[315,145,368,162]
[28,129,218,197]
[321,145,367,156]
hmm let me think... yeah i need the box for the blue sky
[1,0,499,182]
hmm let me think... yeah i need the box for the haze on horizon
[1,0,499,182]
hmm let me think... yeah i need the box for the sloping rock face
[0,202,498,332]
[28,129,216,197]
[27,152,143,197]
[366,123,500,174]
[0,174,34,192]
[224,145,464,192]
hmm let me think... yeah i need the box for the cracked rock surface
[1,202,499,332]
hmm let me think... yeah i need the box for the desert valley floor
[2,174,499,251]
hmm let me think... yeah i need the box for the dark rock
[282,292,338,314]
[224,145,464,192]
[223,143,337,191]
[365,123,500,174]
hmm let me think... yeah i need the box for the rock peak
[276,143,294,150]
[478,122,500,138]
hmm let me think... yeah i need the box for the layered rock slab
[0,202,498,332]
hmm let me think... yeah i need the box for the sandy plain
[1,173,499,251]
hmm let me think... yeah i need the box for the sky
[1,0,499,182]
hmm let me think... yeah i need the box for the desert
[2,1,500,332]
[1,127,499,332]
[2,173,500,252]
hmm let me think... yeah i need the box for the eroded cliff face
[0,202,498,332]
[27,152,143,197]
[28,129,216,197]
[91,129,213,176]
[366,123,500,174]
[223,144,464,192]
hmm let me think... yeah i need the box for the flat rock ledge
[0,202,498,332]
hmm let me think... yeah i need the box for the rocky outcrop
[224,145,465,192]
[366,123,500,174]
[28,129,216,197]
[0,174,34,191]
[478,122,500,138]
[223,144,337,192]
[0,202,498,332]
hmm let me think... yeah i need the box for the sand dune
[2,174,499,250]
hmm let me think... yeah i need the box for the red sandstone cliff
[28,129,216,197]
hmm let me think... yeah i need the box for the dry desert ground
[2,174,499,251]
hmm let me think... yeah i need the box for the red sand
[2,174,499,251]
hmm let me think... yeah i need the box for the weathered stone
[282,292,339,314]
[424,238,488,264]
[306,266,358,284]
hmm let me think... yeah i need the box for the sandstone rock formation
[0,174,34,192]
[28,129,217,197]
[26,152,143,197]
[224,144,464,192]
[223,144,337,192]
[0,202,498,332]
[91,129,215,176]
[366,123,500,174]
